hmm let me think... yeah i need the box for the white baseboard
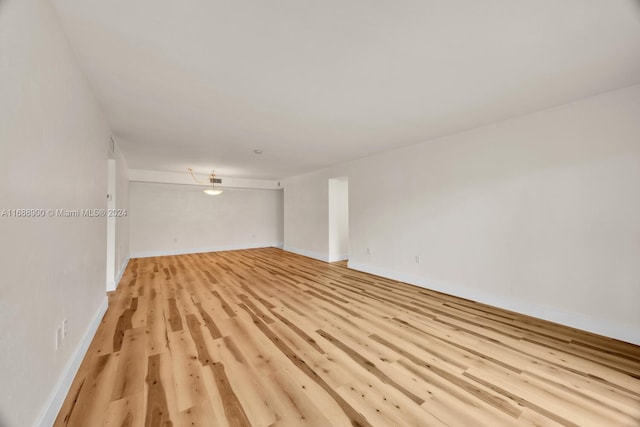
[283,246,329,262]
[328,253,349,263]
[348,261,640,346]
[34,297,108,427]
[115,257,130,289]
[131,242,283,259]
[107,256,130,292]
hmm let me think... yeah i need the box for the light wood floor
[55,247,640,426]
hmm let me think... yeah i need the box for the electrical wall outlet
[366,247,371,255]
[55,319,68,350]
[415,255,421,264]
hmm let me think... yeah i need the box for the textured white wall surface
[0,0,113,425]
[129,182,283,257]
[284,85,640,344]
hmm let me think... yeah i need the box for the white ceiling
[52,0,640,179]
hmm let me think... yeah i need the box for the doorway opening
[106,158,116,291]
[328,177,349,262]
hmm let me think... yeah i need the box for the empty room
[2,0,640,426]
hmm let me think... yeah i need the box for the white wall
[129,182,283,257]
[328,177,349,262]
[283,174,330,260]
[0,0,113,425]
[283,84,640,345]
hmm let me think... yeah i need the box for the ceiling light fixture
[253,149,263,154]
[188,168,223,196]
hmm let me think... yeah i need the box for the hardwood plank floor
[55,248,640,426]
